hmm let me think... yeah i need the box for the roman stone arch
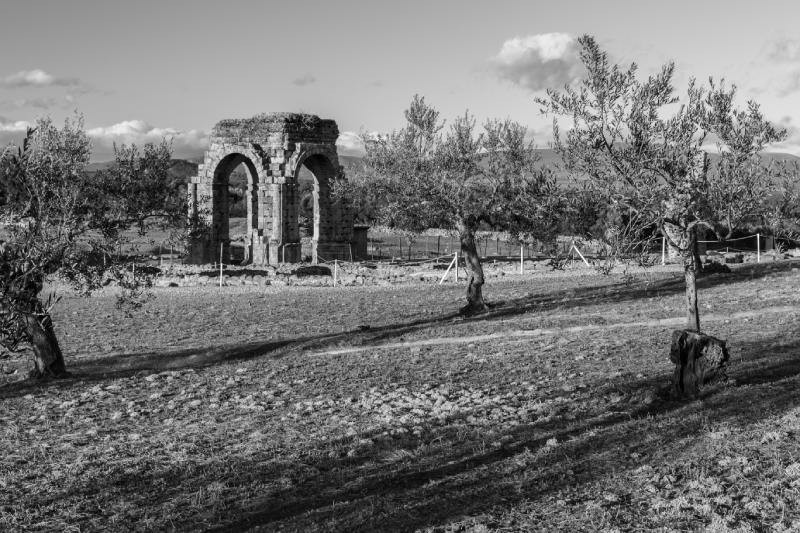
[187,113,354,265]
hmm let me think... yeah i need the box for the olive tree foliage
[704,81,788,240]
[538,35,786,332]
[354,95,561,314]
[769,162,800,241]
[0,116,186,378]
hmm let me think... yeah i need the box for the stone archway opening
[211,153,259,264]
[295,153,338,261]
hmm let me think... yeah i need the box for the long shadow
[207,331,800,531]
[18,326,799,531]
[313,259,799,348]
[1,260,795,400]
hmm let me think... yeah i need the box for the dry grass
[1,261,799,531]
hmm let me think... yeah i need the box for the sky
[1,0,799,160]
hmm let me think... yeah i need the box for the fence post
[333,259,338,287]
[520,245,524,274]
[454,251,459,282]
[219,242,223,287]
[571,243,591,266]
[661,236,666,266]
[757,233,761,263]
[439,252,458,284]
[437,236,441,256]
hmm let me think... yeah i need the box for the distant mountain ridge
[86,149,799,186]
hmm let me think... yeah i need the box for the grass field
[1,261,800,531]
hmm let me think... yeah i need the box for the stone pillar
[268,182,284,264]
[247,179,270,265]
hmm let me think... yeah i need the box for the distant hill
[87,155,362,182]
[86,149,799,188]
[86,159,198,179]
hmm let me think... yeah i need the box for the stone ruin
[187,113,355,265]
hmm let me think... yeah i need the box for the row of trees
[346,36,799,351]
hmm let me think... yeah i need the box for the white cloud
[0,118,32,132]
[490,33,584,92]
[336,131,366,157]
[767,116,800,156]
[776,69,800,97]
[1,69,80,88]
[765,38,800,63]
[0,118,32,150]
[292,73,316,87]
[87,120,208,161]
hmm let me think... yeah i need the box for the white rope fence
[661,233,764,265]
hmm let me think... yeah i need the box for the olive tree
[0,116,186,378]
[360,96,561,314]
[539,36,786,334]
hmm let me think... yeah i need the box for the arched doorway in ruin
[210,152,261,264]
[292,152,340,261]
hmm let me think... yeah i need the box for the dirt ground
[1,260,799,531]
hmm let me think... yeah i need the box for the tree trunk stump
[24,313,69,379]
[669,329,729,398]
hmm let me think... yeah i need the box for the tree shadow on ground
[203,330,800,531]
[299,259,799,349]
[203,331,800,531]
[28,325,788,531]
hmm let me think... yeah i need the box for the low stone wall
[149,258,539,289]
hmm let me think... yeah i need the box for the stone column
[268,182,284,264]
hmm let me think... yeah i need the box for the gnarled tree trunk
[669,329,729,398]
[24,312,68,379]
[458,225,488,315]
